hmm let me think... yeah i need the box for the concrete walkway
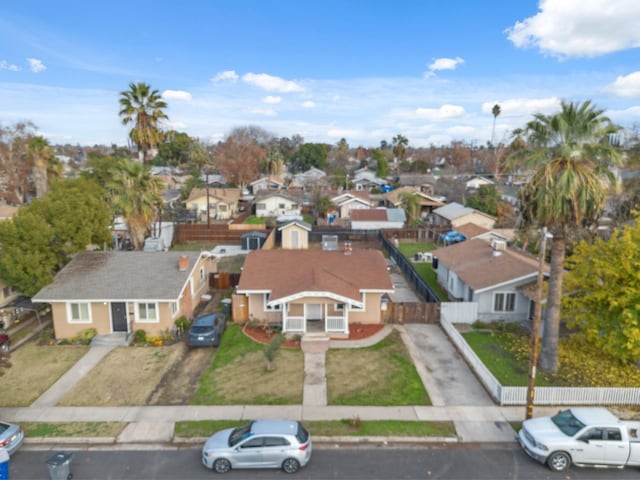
[30,345,116,407]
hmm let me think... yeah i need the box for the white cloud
[242,72,305,93]
[301,100,316,108]
[607,71,640,97]
[27,58,46,72]
[263,95,282,104]
[162,90,192,102]
[248,106,277,116]
[412,104,466,121]
[481,97,560,116]
[0,60,21,71]
[506,0,640,58]
[211,70,239,83]
[425,56,464,77]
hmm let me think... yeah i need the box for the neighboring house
[290,167,328,189]
[254,191,301,218]
[384,187,445,219]
[350,208,406,230]
[466,176,494,190]
[0,282,22,328]
[249,175,286,194]
[396,174,438,193]
[431,202,496,231]
[432,238,547,322]
[278,220,311,249]
[236,249,393,335]
[331,191,373,218]
[351,169,388,191]
[185,188,241,221]
[200,173,227,188]
[32,251,216,340]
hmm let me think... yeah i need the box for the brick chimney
[178,255,189,271]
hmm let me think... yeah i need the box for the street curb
[25,435,460,447]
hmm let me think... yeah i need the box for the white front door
[291,230,299,248]
[306,304,322,321]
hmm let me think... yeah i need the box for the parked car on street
[0,420,24,455]
[0,330,9,353]
[187,312,227,347]
[202,419,312,474]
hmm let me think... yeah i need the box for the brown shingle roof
[350,209,387,221]
[432,238,543,291]
[237,249,393,302]
[455,222,490,239]
[186,188,241,203]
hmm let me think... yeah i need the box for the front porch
[282,302,349,335]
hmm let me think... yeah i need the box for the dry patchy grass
[326,331,430,405]
[197,349,304,404]
[22,422,126,437]
[58,343,185,406]
[0,342,89,407]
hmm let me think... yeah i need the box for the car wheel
[213,458,231,474]
[282,458,300,474]
[0,342,8,353]
[547,451,570,472]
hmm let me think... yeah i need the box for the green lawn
[397,242,447,300]
[244,216,265,224]
[175,419,455,438]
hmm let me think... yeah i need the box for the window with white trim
[137,302,159,322]
[350,294,365,311]
[256,203,266,210]
[171,302,178,316]
[493,292,516,312]
[264,293,281,311]
[68,302,91,323]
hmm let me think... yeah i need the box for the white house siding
[351,221,404,230]
[476,286,530,322]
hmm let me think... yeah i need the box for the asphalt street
[8,445,640,480]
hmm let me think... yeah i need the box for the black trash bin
[46,452,73,480]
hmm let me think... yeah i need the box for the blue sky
[1,0,639,148]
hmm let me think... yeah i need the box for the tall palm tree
[515,100,622,372]
[401,192,422,225]
[491,104,501,147]
[27,135,54,199]
[119,82,168,163]
[108,160,163,250]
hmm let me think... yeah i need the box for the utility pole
[526,227,549,420]
[206,171,210,228]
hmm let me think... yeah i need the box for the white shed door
[306,304,322,320]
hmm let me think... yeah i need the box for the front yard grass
[58,343,185,406]
[326,331,430,405]
[0,342,89,407]
[191,323,304,405]
[175,419,455,438]
[463,323,640,388]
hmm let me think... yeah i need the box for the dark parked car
[0,420,24,455]
[188,312,227,347]
[0,330,9,353]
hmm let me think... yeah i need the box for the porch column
[344,309,349,335]
[282,302,289,332]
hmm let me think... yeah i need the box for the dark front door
[111,302,128,332]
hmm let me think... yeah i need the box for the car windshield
[191,326,212,334]
[229,422,253,447]
[551,410,586,436]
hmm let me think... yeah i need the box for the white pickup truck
[518,407,640,472]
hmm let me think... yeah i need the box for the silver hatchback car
[202,420,312,474]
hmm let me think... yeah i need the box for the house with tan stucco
[32,251,216,340]
[235,249,393,336]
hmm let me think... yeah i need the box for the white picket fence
[440,316,640,406]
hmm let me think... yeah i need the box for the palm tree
[119,82,168,163]
[108,161,164,250]
[515,100,622,372]
[27,135,54,199]
[400,192,422,225]
[490,104,501,147]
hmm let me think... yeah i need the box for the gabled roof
[250,175,286,186]
[278,220,312,231]
[237,249,393,302]
[454,222,490,239]
[432,239,544,291]
[254,190,298,202]
[433,202,474,220]
[186,188,241,204]
[32,251,202,302]
[384,187,444,207]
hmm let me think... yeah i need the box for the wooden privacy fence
[174,223,270,244]
[441,316,640,406]
[386,302,440,324]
